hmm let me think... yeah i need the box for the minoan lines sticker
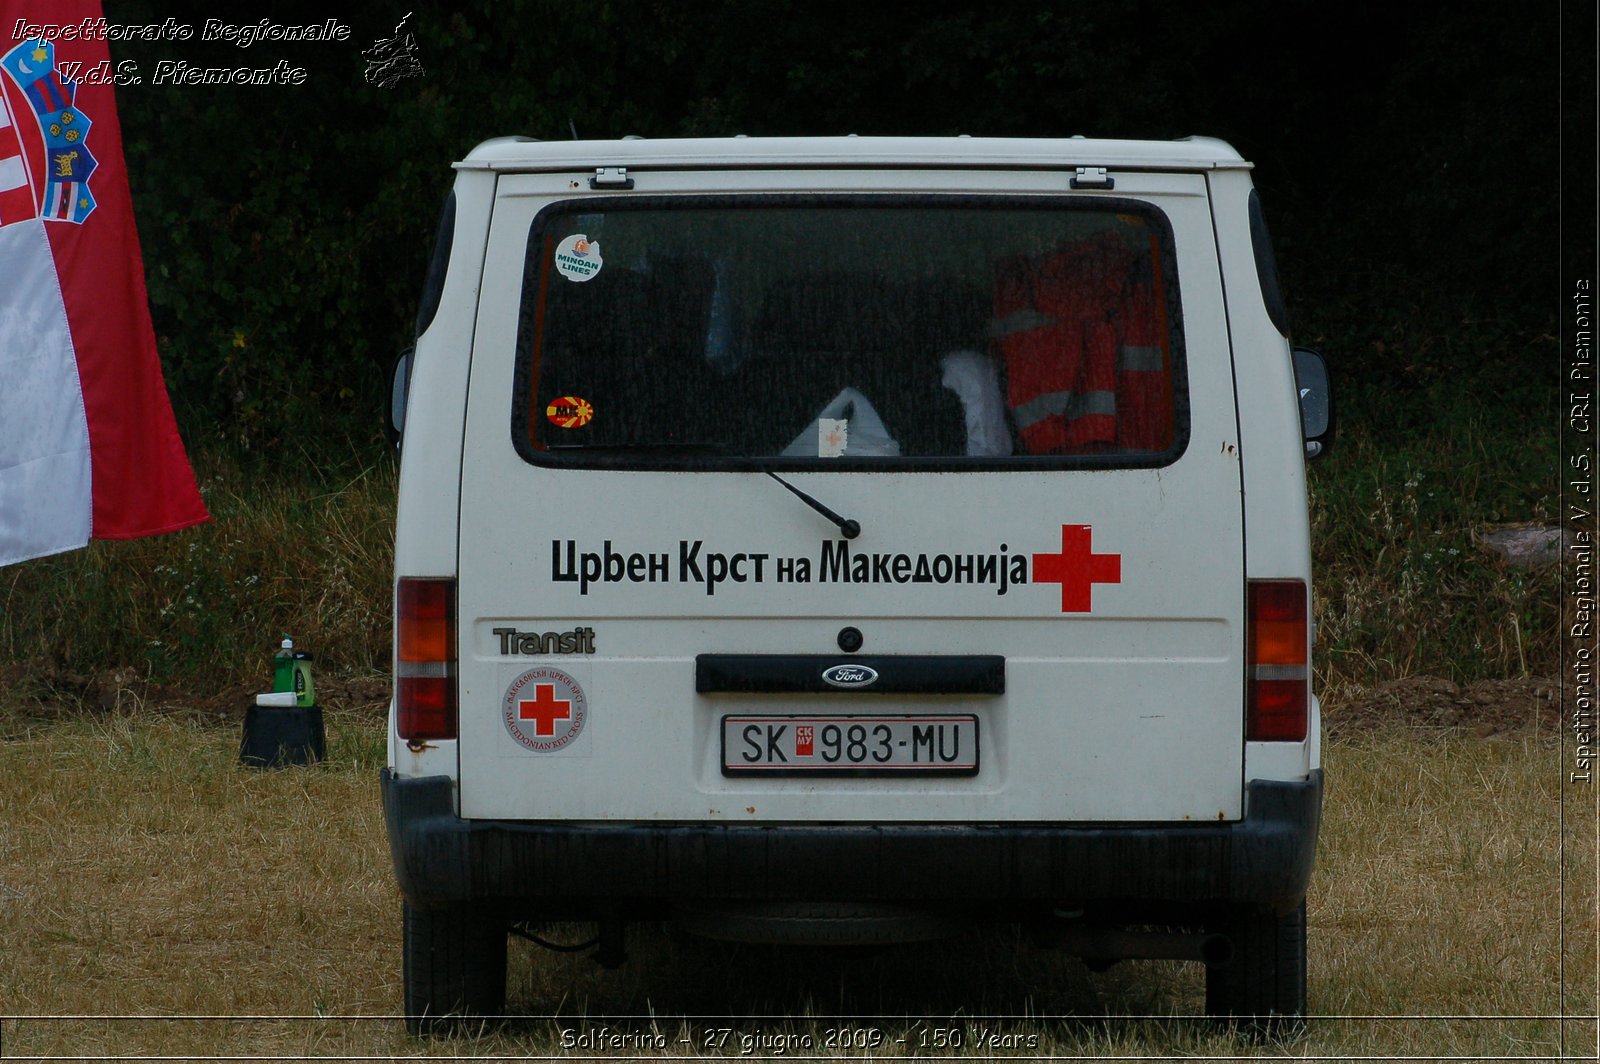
[553,233,603,282]
[503,666,588,752]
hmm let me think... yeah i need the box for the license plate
[721,715,979,776]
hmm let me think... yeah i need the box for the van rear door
[455,166,1244,824]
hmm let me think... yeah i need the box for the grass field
[0,371,1581,1059]
[0,708,1592,1060]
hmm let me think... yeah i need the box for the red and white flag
[0,1,208,566]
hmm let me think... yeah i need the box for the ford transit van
[381,135,1332,1033]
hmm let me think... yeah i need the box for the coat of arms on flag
[0,1,209,567]
[0,37,97,226]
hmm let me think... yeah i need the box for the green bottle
[272,637,295,694]
[273,636,316,708]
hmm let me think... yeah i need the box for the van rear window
[513,198,1186,468]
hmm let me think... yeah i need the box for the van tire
[1204,899,1306,1036]
[403,901,507,1036]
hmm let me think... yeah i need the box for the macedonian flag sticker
[546,396,594,429]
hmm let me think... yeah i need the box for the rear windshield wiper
[546,443,860,539]
[766,471,860,539]
[748,466,860,540]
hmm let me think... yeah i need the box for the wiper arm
[550,442,860,538]
[762,471,860,539]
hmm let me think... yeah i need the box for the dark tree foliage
[100,0,1558,460]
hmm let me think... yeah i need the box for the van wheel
[1204,900,1306,1037]
[403,901,507,1036]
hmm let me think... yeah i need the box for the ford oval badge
[822,664,879,689]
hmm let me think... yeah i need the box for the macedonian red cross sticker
[502,667,587,752]
[1031,524,1122,612]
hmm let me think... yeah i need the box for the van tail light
[397,577,457,741]
[1247,579,1308,742]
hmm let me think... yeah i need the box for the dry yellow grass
[0,709,1592,1060]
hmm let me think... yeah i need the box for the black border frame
[719,713,981,778]
[507,193,1194,473]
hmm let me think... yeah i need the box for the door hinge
[589,166,635,190]
[1070,166,1114,190]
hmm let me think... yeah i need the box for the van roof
[455,135,1251,173]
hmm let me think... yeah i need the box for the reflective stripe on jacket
[993,231,1171,454]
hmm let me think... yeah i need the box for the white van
[382,135,1332,1034]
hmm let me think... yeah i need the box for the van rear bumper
[381,769,1320,912]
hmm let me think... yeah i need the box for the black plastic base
[382,768,1322,913]
[240,704,325,767]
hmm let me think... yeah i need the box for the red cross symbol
[1031,524,1122,612]
[519,683,572,736]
